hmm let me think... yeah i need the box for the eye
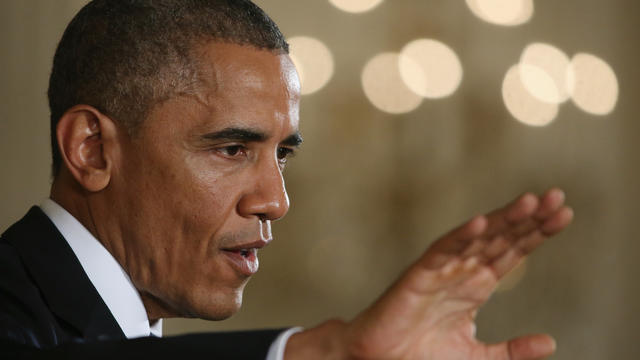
[277,147,295,164]
[217,145,246,157]
[277,147,294,160]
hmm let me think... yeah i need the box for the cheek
[122,148,250,264]
[117,152,230,258]
[182,151,261,218]
[149,156,243,249]
[183,156,235,217]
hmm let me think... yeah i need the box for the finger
[534,188,566,220]
[421,216,487,269]
[486,334,556,360]
[428,194,539,267]
[491,248,523,278]
[479,190,567,263]
[462,221,533,261]
[515,230,546,255]
[477,223,539,265]
[514,207,572,256]
[454,264,498,303]
[401,257,482,296]
[483,235,511,259]
[423,191,569,270]
[461,238,486,258]
[410,259,497,307]
[438,215,488,252]
[439,258,485,295]
[492,237,555,279]
[490,207,572,277]
[484,193,540,240]
[505,192,540,224]
[541,206,574,236]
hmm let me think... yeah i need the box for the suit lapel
[3,207,125,341]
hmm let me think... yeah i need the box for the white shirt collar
[40,199,162,339]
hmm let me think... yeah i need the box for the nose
[236,157,290,222]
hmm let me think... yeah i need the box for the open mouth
[223,248,254,258]
[221,239,269,257]
[222,248,259,276]
[220,239,269,276]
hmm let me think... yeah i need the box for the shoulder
[0,241,45,344]
[0,221,69,348]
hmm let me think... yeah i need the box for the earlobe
[56,105,118,192]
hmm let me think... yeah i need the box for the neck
[50,171,168,322]
[50,171,100,240]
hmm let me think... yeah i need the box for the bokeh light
[362,53,423,114]
[288,36,335,95]
[399,39,463,99]
[519,42,571,104]
[503,64,559,126]
[328,0,384,13]
[567,53,619,115]
[466,0,534,26]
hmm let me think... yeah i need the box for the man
[0,0,573,359]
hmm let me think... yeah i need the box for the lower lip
[222,249,259,276]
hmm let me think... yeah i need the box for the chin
[179,283,246,321]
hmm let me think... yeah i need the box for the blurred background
[0,0,638,358]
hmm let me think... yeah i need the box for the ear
[56,105,119,192]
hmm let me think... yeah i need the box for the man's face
[104,43,301,320]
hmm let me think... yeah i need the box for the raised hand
[286,188,573,360]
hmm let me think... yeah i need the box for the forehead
[188,42,301,130]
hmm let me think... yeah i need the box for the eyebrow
[202,128,267,142]
[282,132,304,147]
[201,127,303,147]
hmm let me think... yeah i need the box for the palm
[346,189,573,360]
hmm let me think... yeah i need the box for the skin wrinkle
[49,0,291,175]
[99,43,301,321]
[47,20,574,355]
[63,116,128,280]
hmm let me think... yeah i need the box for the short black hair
[48,0,289,176]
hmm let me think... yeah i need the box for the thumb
[486,334,556,360]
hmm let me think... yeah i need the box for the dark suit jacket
[0,207,282,359]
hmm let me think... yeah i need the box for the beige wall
[1,1,638,358]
